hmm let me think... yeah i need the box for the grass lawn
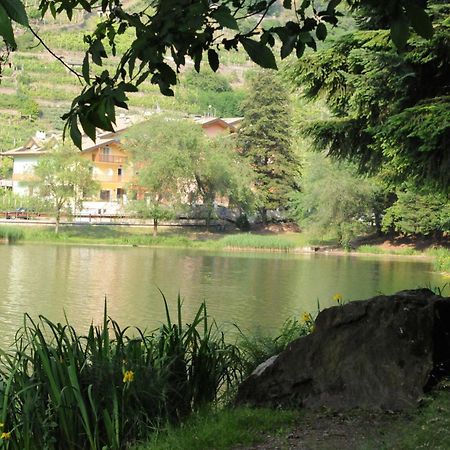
[132,407,300,450]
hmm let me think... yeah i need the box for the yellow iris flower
[123,370,135,383]
[1,431,11,440]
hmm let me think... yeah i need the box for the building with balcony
[2,114,242,214]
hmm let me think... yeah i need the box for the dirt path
[235,410,409,450]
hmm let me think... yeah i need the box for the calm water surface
[0,244,445,344]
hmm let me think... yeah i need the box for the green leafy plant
[0,296,241,449]
[236,316,314,378]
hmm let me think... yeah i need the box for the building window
[102,146,111,155]
[100,190,110,201]
[118,167,123,177]
[117,188,126,202]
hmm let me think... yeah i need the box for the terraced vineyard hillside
[0,4,256,153]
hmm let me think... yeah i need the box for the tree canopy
[0,0,434,145]
[238,70,300,221]
[31,143,98,232]
[288,2,450,190]
[289,151,379,247]
[125,114,255,228]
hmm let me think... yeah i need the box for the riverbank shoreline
[1,223,449,275]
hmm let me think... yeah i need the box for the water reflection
[0,244,444,345]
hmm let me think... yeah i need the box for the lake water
[0,244,445,344]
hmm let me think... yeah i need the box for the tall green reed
[0,297,241,450]
[0,226,24,243]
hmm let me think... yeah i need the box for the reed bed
[220,234,296,251]
[0,297,241,450]
[427,248,450,273]
[0,226,25,243]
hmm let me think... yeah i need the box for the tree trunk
[374,209,383,236]
[205,201,214,231]
[55,211,60,234]
[260,207,268,225]
[205,211,211,231]
[153,218,158,237]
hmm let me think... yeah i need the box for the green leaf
[280,35,297,59]
[316,22,327,41]
[406,4,434,39]
[0,4,15,48]
[391,14,409,49]
[79,114,96,142]
[158,62,177,85]
[69,117,82,149]
[193,49,202,72]
[283,0,292,8]
[82,54,90,84]
[295,41,305,57]
[208,48,219,72]
[326,0,341,14]
[241,38,277,69]
[211,5,238,30]
[1,0,29,27]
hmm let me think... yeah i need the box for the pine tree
[238,70,300,223]
[288,2,450,191]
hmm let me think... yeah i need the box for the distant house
[193,117,242,137]
[2,122,133,214]
[2,115,242,214]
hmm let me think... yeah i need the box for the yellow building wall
[81,142,134,202]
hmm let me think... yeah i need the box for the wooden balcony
[93,174,134,183]
[93,154,127,164]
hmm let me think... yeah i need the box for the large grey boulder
[237,289,450,410]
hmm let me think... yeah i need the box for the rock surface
[237,289,450,410]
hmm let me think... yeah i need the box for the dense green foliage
[126,115,255,229]
[290,152,379,248]
[288,3,450,190]
[0,0,434,142]
[0,299,241,449]
[382,188,450,237]
[238,70,300,222]
[181,69,245,117]
[429,248,450,273]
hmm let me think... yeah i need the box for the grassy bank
[355,244,420,256]
[1,224,449,274]
[0,224,305,251]
[356,244,450,274]
[133,407,300,450]
[134,386,450,450]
